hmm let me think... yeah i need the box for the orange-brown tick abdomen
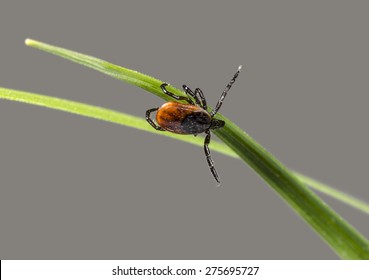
[156,102,212,134]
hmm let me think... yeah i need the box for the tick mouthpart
[210,118,225,130]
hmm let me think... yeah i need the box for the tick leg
[146,107,165,131]
[182,85,198,106]
[211,65,242,117]
[161,83,192,104]
[195,88,207,111]
[204,131,221,185]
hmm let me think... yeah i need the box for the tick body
[146,66,242,184]
[156,102,213,134]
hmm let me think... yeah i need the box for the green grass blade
[22,39,369,259]
[295,172,369,215]
[213,117,369,260]
[25,39,178,101]
[2,87,368,216]
[0,87,225,154]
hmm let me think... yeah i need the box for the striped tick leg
[182,85,199,106]
[146,107,164,131]
[211,65,242,117]
[204,130,220,184]
[195,88,207,110]
[161,83,194,104]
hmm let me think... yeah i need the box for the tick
[146,65,242,184]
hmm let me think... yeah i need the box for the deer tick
[146,66,242,184]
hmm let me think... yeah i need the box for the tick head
[210,118,225,130]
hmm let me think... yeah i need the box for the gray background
[0,0,368,259]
